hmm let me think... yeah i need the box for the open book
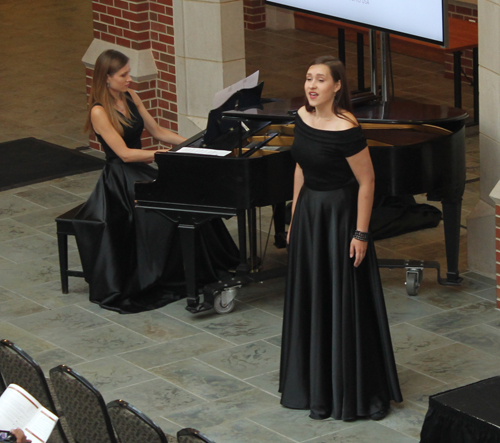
[0,384,58,443]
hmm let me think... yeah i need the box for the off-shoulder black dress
[279,113,402,420]
[72,93,239,313]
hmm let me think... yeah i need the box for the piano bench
[55,203,85,294]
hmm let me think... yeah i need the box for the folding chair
[0,339,68,443]
[49,365,118,443]
[107,399,174,443]
[177,428,216,443]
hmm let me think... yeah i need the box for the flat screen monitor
[266,0,449,46]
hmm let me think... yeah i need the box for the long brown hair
[304,55,355,124]
[84,49,133,136]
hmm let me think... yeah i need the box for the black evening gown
[279,114,402,420]
[73,94,240,313]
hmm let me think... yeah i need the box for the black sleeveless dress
[72,94,240,313]
[279,113,402,420]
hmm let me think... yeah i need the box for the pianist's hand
[350,238,367,267]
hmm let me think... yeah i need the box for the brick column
[83,0,178,151]
[444,3,478,83]
[244,0,265,29]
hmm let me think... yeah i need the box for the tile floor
[0,1,495,442]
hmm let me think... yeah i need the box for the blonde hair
[84,49,133,136]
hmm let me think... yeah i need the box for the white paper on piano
[0,384,59,443]
[173,147,232,157]
[212,71,260,110]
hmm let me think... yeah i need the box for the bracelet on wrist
[353,230,370,242]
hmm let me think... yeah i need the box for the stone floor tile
[0,257,61,292]
[198,418,295,443]
[0,194,45,220]
[158,298,254,325]
[390,323,454,361]
[445,323,500,357]
[383,291,443,325]
[119,333,234,369]
[0,323,57,355]
[377,401,427,441]
[246,292,285,317]
[104,378,205,419]
[21,305,112,341]
[109,310,200,343]
[0,233,59,263]
[51,324,156,360]
[164,389,279,431]
[400,343,500,382]
[250,406,356,442]
[197,340,281,379]
[151,358,254,400]
[0,218,39,242]
[194,309,283,345]
[307,421,417,443]
[17,279,88,309]
[0,297,48,321]
[31,347,86,375]
[402,377,479,410]
[14,186,82,208]
[409,300,498,334]
[397,368,445,397]
[71,355,157,393]
[11,201,86,228]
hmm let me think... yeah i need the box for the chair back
[177,428,216,443]
[0,339,68,443]
[107,399,169,443]
[49,365,118,443]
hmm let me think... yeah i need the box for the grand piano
[135,88,467,313]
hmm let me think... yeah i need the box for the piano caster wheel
[405,269,423,296]
[213,287,237,314]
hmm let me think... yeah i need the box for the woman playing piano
[72,49,239,313]
[279,56,402,420]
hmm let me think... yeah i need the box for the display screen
[266,0,448,46]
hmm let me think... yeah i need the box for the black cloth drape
[73,160,240,313]
[420,377,500,443]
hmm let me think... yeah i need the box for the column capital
[82,39,157,82]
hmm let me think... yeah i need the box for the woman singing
[279,56,402,420]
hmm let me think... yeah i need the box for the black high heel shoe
[369,408,389,421]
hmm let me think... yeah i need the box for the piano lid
[223,96,468,126]
[354,98,468,125]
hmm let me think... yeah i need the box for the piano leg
[441,199,464,285]
[236,210,250,274]
[247,208,261,271]
[178,223,203,310]
[273,203,288,249]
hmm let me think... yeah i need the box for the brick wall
[445,2,478,83]
[244,0,265,29]
[88,0,178,152]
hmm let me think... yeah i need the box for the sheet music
[173,147,232,157]
[212,71,259,109]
